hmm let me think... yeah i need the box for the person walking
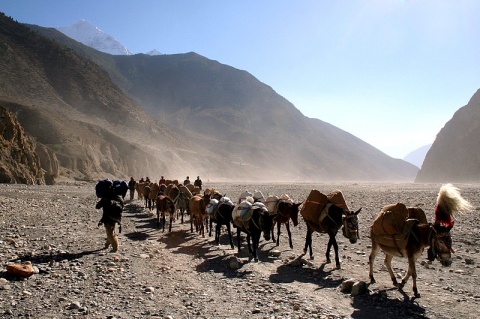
[183,176,191,186]
[128,177,136,201]
[95,183,124,253]
[194,176,202,190]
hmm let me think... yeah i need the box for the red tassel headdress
[434,184,472,227]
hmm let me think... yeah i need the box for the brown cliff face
[415,89,480,183]
[1,13,419,183]
[0,106,44,184]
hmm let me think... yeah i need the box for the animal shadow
[9,248,103,265]
[269,258,340,288]
[351,288,426,319]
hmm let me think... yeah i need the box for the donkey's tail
[435,183,473,226]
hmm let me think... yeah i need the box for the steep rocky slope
[416,89,480,183]
[0,13,221,183]
[0,106,43,184]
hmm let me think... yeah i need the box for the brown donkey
[369,183,472,297]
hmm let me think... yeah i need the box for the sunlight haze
[1,0,478,158]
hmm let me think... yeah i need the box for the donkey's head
[428,224,453,266]
[342,208,362,244]
[258,208,274,241]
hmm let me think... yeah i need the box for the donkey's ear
[355,207,362,215]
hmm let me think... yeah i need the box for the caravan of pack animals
[97,175,476,299]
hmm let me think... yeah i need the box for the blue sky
[1,0,479,158]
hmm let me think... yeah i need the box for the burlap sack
[265,196,279,214]
[371,203,409,235]
[232,202,254,227]
[238,190,252,203]
[327,190,350,211]
[407,207,427,224]
[253,190,265,202]
[192,186,201,195]
[300,189,328,222]
[149,183,159,200]
[372,218,419,250]
[178,185,193,198]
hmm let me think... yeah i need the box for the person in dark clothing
[183,176,191,186]
[194,176,202,190]
[128,177,136,201]
[96,194,123,252]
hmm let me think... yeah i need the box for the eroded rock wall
[0,106,44,184]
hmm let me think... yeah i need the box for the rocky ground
[0,182,479,319]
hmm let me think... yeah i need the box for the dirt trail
[0,182,479,318]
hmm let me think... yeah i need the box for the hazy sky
[1,0,479,158]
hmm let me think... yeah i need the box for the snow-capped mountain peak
[146,49,162,56]
[56,19,131,55]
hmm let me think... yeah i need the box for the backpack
[113,180,128,198]
[95,179,113,199]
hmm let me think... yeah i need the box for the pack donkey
[301,189,361,269]
[369,183,472,297]
[233,198,274,261]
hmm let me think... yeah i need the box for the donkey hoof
[335,263,341,270]
[325,258,331,264]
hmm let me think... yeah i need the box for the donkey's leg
[401,256,419,297]
[209,218,213,237]
[169,215,173,232]
[215,223,221,245]
[384,254,398,287]
[226,223,234,249]
[285,222,293,249]
[162,214,166,232]
[236,228,242,253]
[325,234,333,264]
[328,233,341,269]
[271,222,276,243]
[303,229,314,259]
[252,233,260,262]
[157,209,161,228]
[200,218,205,237]
[276,222,281,246]
[246,233,253,254]
[368,240,380,283]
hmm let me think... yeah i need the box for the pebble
[0,183,478,319]
[145,286,155,293]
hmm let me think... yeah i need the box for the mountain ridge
[1,14,419,182]
[415,89,480,183]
